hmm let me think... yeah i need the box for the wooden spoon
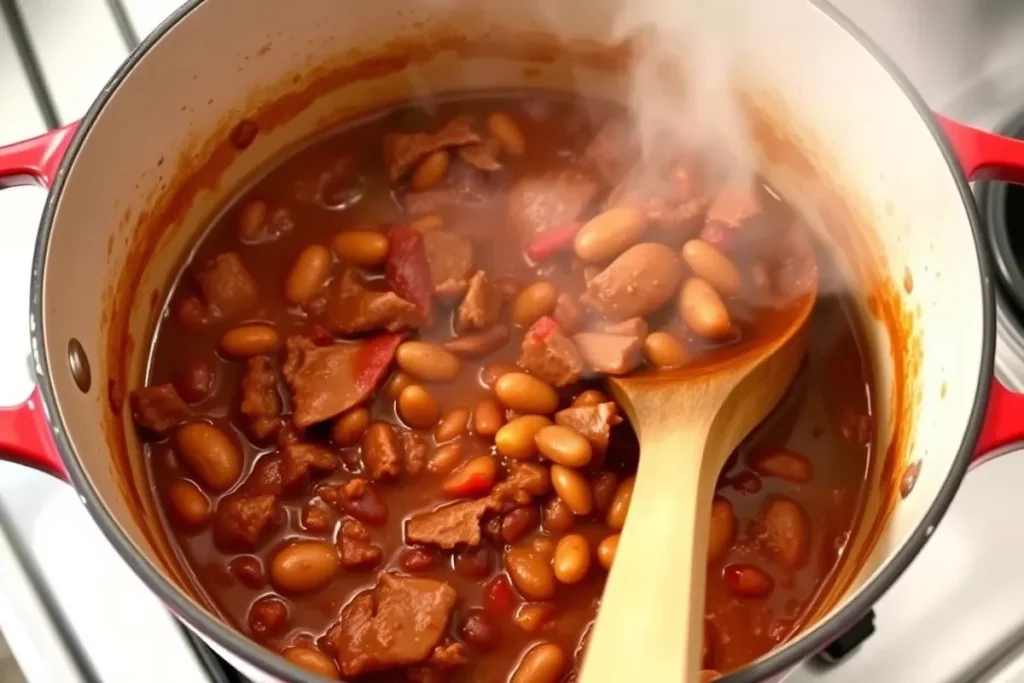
[579,273,818,683]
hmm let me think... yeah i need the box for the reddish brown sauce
[133,91,873,681]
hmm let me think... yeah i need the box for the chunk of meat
[458,138,502,172]
[423,231,474,299]
[214,494,278,550]
[400,430,429,477]
[573,332,644,375]
[553,293,584,334]
[583,243,683,320]
[239,357,281,441]
[455,271,502,333]
[443,325,510,357]
[194,252,258,319]
[426,641,468,668]
[362,422,403,481]
[387,227,435,323]
[506,169,599,242]
[338,519,383,569]
[281,443,337,488]
[597,317,648,338]
[337,573,458,676]
[321,478,389,527]
[402,162,492,215]
[282,334,401,428]
[405,498,500,549]
[606,161,706,233]
[324,270,422,336]
[384,116,482,181]
[492,462,551,505]
[581,119,638,185]
[130,384,191,435]
[518,316,584,387]
[555,402,622,457]
[704,184,761,231]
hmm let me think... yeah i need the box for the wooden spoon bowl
[579,271,818,683]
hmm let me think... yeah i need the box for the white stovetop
[4,1,1024,682]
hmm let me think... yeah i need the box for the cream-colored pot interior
[35,0,987,680]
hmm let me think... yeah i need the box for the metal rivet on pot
[68,338,91,393]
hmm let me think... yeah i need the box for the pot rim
[25,0,996,680]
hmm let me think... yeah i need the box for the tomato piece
[386,226,434,324]
[525,221,583,261]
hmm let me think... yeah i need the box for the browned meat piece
[423,231,474,299]
[581,119,638,185]
[455,271,502,333]
[518,316,584,387]
[606,162,706,233]
[194,253,258,319]
[597,317,649,338]
[405,498,500,549]
[362,422,403,481]
[426,641,468,668]
[583,243,683,320]
[338,519,383,569]
[337,573,457,676]
[406,666,450,683]
[400,430,429,476]
[442,324,510,357]
[282,334,400,428]
[506,168,599,242]
[320,478,389,527]
[324,270,422,336]
[402,162,492,215]
[130,384,191,435]
[553,293,584,334]
[281,443,337,488]
[458,138,502,172]
[555,402,622,457]
[704,184,761,231]
[213,494,278,550]
[493,462,551,506]
[239,357,281,441]
[573,332,644,375]
[384,116,481,182]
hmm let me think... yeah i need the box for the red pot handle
[0,122,81,479]
[938,113,1024,459]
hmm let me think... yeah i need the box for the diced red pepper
[386,226,434,324]
[443,473,493,498]
[351,332,404,399]
[484,576,516,617]
[525,221,583,262]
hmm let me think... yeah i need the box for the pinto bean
[749,448,813,483]
[331,408,371,446]
[681,239,743,296]
[585,243,682,320]
[574,207,647,263]
[542,497,574,533]
[553,534,591,584]
[680,277,732,339]
[331,230,389,267]
[473,399,506,437]
[597,534,619,570]
[535,425,593,468]
[759,496,810,569]
[488,111,526,155]
[606,476,635,530]
[283,647,340,679]
[435,407,471,442]
[708,496,736,564]
[176,422,242,492]
[550,465,592,515]
[269,541,340,594]
[396,342,461,382]
[496,415,552,459]
[723,563,775,598]
[644,331,689,369]
[506,547,556,600]
[398,384,441,429]
[173,357,216,404]
[220,324,280,358]
[285,244,331,304]
[411,149,450,190]
[494,373,559,414]
[480,362,519,389]
[513,282,558,327]
[427,442,463,474]
[167,479,211,527]
[511,642,566,683]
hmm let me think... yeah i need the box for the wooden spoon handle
[580,424,721,683]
